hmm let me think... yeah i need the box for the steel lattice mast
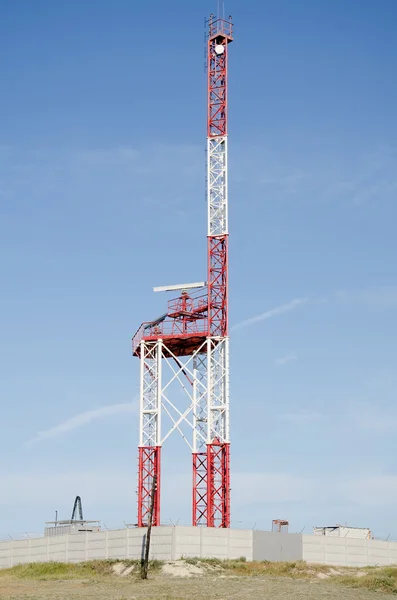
[132,14,233,529]
[193,15,232,528]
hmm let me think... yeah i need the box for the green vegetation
[184,557,328,576]
[337,570,397,595]
[2,559,397,594]
[0,559,163,580]
[183,558,397,594]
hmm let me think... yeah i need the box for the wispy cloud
[0,143,203,210]
[233,140,397,208]
[334,286,397,308]
[348,401,397,432]
[275,354,298,366]
[78,147,140,165]
[27,401,138,445]
[257,169,309,194]
[277,411,322,425]
[232,285,396,334]
[232,297,308,331]
[5,468,397,513]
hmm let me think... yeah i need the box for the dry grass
[0,559,397,599]
[0,559,162,580]
[184,558,397,593]
[187,556,329,576]
[337,568,397,594]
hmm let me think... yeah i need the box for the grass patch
[0,559,163,580]
[3,558,397,594]
[196,557,223,567]
[331,567,397,594]
[181,558,397,593]
[145,559,163,573]
[335,573,397,594]
[195,558,329,578]
[184,557,199,566]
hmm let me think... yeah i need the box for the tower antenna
[132,12,234,529]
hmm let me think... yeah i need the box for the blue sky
[1,0,397,539]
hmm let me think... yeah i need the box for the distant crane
[71,496,83,521]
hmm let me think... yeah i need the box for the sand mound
[162,561,204,578]
[111,562,136,576]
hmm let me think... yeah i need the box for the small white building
[314,525,371,539]
[44,520,101,537]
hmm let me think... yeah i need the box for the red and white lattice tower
[132,14,233,528]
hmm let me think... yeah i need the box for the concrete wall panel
[11,540,30,564]
[174,527,201,558]
[1,527,397,568]
[303,534,397,566]
[149,528,173,560]
[228,530,253,561]
[253,531,303,562]
[67,536,87,562]
[126,530,145,559]
[86,532,107,560]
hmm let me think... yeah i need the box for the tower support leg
[192,338,230,527]
[138,446,161,527]
[192,451,208,526]
[138,340,162,527]
[207,442,230,528]
[192,351,208,526]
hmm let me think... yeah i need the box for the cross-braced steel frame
[192,15,233,528]
[134,15,233,528]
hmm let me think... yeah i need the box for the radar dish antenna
[153,281,206,293]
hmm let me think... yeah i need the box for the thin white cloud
[27,401,138,445]
[277,411,322,425]
[0,470,314,512]
[78,147,140,164]
[4,469,397,514]
[0,471,134,510]
[342,475,397,508]
[3,468,397,539]
[232,472,314,505]
[164,470,397,511]
[348,401,397,432]
[232,297,308,331]
[335,286,397,308]
[275,354,297,366]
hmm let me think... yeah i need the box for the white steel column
[207,136,228,236]
[138,340,162,526]
[205,27,231,527]
[207,338,229,444]
[139,340,162,448]
[193,352,208,453]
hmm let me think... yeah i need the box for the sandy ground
[0,574,385,600]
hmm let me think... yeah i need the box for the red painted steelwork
[138,446,161,527]
[208,17,233,41]
[134,334,207,359]
[207,235,228,337]
[192,452,208,526]
[194,16,232,529]
[207,19,233,138]
[132,290,208,357]
[134,15,233,530]
[206,20,229,338]
[207,442,230,528]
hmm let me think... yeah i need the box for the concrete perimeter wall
[2,527,397,569]
[253,531,303,562]
[303,534,397,567]
[0,526,253,569]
